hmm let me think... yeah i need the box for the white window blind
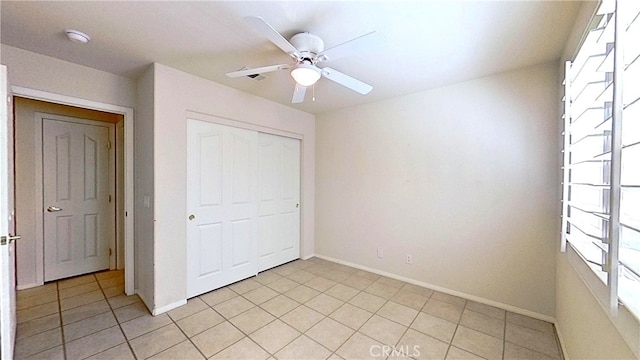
[562,0,640,318]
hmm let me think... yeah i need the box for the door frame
[12,86,135,295]
[39,114,116,281]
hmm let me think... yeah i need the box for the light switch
[143,195,151,208]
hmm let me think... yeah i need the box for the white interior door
[43,117,114,281]
[258,133,300,271]
[187,119,258,298]
[0,65,18,360]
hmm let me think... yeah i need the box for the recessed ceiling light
[65,29,90,44]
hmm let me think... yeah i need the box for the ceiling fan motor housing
[290,32,324,60]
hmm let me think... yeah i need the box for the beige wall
[134,66,155,308]
[555,251,635,359]
[13,98,121,287]
[1,45,136,109]
[150,63,315,312]
[316,61,559,317]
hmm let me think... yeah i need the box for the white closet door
[186,119,258,298]
[258,133,300,271]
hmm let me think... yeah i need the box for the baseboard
[16,282,43,291]
[301,253,315,261]
[313,254,556,324]
[151,299,187,316]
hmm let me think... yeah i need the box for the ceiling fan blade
[244,16,301,59]
[226,64,290,78]
[321,67,373,95]
[291,84,307,103]
[317,31,384,62]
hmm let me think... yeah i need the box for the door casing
[12,87,135,295]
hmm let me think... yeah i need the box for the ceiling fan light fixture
[291,63,321,87]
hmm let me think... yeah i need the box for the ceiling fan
[226,16,384,103]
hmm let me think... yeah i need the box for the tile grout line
[386,288,423,359]
[165,310,209,360]
[13,292,59,345]
[313,285,370,359]
[244,276,345,359]
[309,267,432,358]
[312,268,382,357]
[311,274,397,358]
[442,297,468,360]
[302,284,366,358]
[247,296,314,358]
[22,275,111,359]
[406,291,433,360]
[235,268,332,357]
[217,266,353,358]
[502,308,508,360]
[307,262,440,356]
[56,280,69,360]
[20,262,563,360]
[198,288,280,358]
[94,272,139,360]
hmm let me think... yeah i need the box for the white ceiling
[1,1,582,114]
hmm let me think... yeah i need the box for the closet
[186,119,300,297]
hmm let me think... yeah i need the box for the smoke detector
[65,29,91,44]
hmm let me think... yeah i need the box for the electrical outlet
[377,248,383,258]
[406,254,413,265]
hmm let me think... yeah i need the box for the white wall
[554,2,639,358]
[1,45,137,288]
[316,61,559,317]
[556,250,636,359]
[134,65,155,309]
[150,63,315,312]
[1,45,136,109]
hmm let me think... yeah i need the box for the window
[561,0,640,318]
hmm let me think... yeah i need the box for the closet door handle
[47,206,63,212]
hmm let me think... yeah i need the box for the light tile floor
[15,258,563,359]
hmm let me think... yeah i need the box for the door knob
[1,235,21,245]
[47,206,63,212]
[188,214,195,221]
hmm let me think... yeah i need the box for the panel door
[187,119,258,298]
[258,133,300,271]
[0,64,17,360]
[43,118,113,281]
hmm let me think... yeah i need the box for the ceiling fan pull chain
[312,84,316,102]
